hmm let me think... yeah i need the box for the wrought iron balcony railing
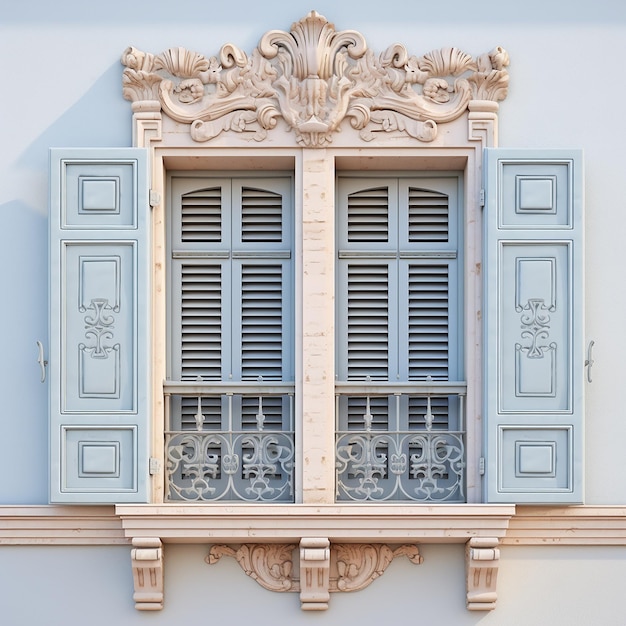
[335,380,467,502]
[164,380,295,502]
[164,379,466,503]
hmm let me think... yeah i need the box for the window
[165,174,295,501]
[44,15,587,613]
[335,174,466,501]
[48,149,584,506]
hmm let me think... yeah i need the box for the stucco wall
[3,0,625,504]
[1,543,625,625]
[1,1,625,623]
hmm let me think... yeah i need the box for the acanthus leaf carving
[121,11,509,146]
[334,543,423,592]
[206,544,295,592]
[207,541,423,606]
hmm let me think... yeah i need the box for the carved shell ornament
[121,11,509,146]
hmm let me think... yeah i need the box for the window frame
[164,169,297,502]
[146,147,484,505]
[334,171,466,502]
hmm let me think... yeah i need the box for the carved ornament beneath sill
[207,541,423,595]
[121,11,509,147]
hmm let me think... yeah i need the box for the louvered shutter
[170,177,293,430]
[49,148,150,503]
[483,148,584,503]
[337,176,461,428]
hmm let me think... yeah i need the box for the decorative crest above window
[121,11,509,146]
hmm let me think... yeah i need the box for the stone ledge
[504,506,626,545]
[2,505,626,546]
[115,504,514,543]
[0,505,126,545]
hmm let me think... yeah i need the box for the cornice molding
[3,505,626,545]
[121,11,508,147]
[4,505,626,613]
[113,504,515,542]
[0,505,127,545]
[504,506,626,545]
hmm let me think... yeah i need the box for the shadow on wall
[1,63,132,504]
[17,62,132,176]
[0,199,48,504]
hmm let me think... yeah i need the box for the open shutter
[49,148,150,503]
[483,148,584,503]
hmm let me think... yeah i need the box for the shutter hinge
[149,457,161,475]
[479,457,485,476]
[479,189,485,208]
[149,190,161,208]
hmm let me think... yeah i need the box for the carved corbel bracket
[300,538,331,610]
[465,537,500,611]
[467,100,499,148]
[131,537,164,611]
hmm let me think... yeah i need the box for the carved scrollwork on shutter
[81,298,118,359]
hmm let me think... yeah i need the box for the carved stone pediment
[121,11,509,146]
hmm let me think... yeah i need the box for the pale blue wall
[2,0,626,504]
[1,2,626,623]
[1,544,625,625]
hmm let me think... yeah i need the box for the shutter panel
[180,186,222,242]
[407,262,450,381]
[240,186,283,242]
[179,262,223,381]
[483,148,584,503]
[347,186,389,242]
[238,262,287,381]
[49,148,150,503]
[170,176,293,433]
[407,187,449,243]
[346,262,390,381]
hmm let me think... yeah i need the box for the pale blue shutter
[484,148,584,503]
[49,148,150,503]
